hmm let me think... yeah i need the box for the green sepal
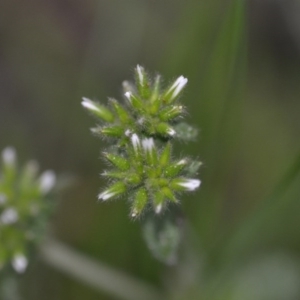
[164,159,188,178]
[156,123,176,137]
[125,173,142,185]
[82,98,114,122]
[131,187,148,218]
[150,75,161,104]
[125,92,143,110]
[162,187,177,203]
[101,126,124,137]
[103,153,130,171]
[98,181,127,201]
[159,105,183,122]
[135,65,151,99]
[159,143,172,167]
[109,99,130,123]
[102,171,127,180]
[152,191,165,214]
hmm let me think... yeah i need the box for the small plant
[0,147,56,274]
[82,65,201,218]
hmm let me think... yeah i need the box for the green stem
[40,238,164,300]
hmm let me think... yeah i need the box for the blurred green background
[1,0,300,299]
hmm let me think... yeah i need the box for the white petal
[179,179,201,191]
[124,91,132,100]
[173,76,188,98]
[0,208,18,224]
[155,204,162,214]
[125,129,132,137]
[167,76,188,100]
[2,147,16,165]
[81,98,99,112]
[142,138,154,152]
[136,65,144,84]
[131,210,137,218]
[98,191,116,201]
[177,159,187,166]
[167,128,176,136]
[39,170,56,194]
[131,134,140,151]
[12,254,28,273]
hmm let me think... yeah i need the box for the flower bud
[164,159,188,178]
[159,143,171,167]
[153,191,165,214]
[100,126,124,138]
[81,98,114,122]
[170,178,201,191]
[142,138,158,165]
[103,153,130,171]
[131,188,148,218]
[125,173,141,185]
[163,76,188,104]
[159,105,183,122]
[101,171,126,180]
[135,65,150,99]
[161,187,177,202]
[98,181,126,201]
[109,99,130,123]
[150,75,161,104]
[156,123,176,137]
[131,133,141,153]
[124,92,143,110]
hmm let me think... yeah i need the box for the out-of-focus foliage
[0,147,56,300]
[1,0,300,299]
[0,147,56,274]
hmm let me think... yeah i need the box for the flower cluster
[0,147,56,273]
[82,65,201,218]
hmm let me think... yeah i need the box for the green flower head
[82,65,201,218]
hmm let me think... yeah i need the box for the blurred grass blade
[41,238,164,300]
[193,0,247,244]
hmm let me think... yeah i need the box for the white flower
[0,208,18,224]
[39,170,56,194]
[2,147,16,165]
[12,254,28,273]
[167,76,188,101]
[178,179,201,191]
